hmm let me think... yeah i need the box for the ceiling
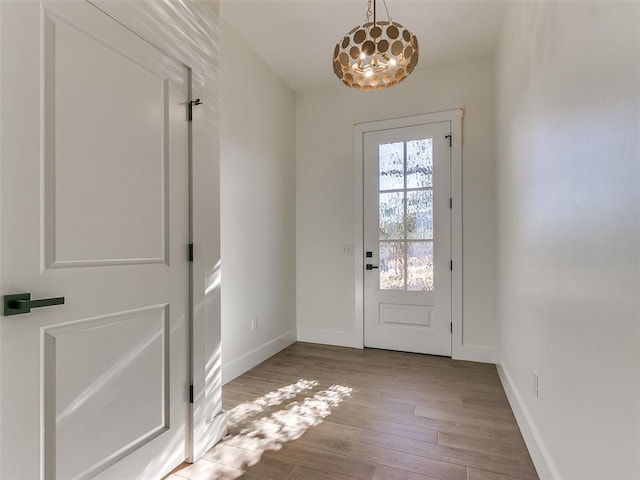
[219,0,507,93]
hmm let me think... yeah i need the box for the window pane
[379,142,404,191]
[407,242,433,291]
[406,190,433,240]
[379,192,404,240]
[380,242,405,290]
[406,138,433,188]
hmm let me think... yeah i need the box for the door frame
[87,1,227,463]
[354,109,464,357]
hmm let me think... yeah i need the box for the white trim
[353,122,365,350]
[222,330,297,384]
[354,110,464,132]
[496,353,560,480]
[0,2,4,467]
[89,0,222,465]
[449,110,464,361]
[353,110,464,358]
[203,411,228,451]
[297,328,362,349]
[454,345,496,364]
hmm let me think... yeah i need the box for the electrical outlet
[342,244,355,255]
[533,371,539,397]
[250,317,258,332]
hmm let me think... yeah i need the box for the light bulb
[364,69,373,78]
[389,58,397,66]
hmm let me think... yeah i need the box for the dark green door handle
[3,293,65,316]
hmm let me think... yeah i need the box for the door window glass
[378,138,434,291]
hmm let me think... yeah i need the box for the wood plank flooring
[167,342,539,480]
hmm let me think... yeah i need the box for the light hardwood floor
[167,342,539,480]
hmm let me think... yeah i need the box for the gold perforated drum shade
[333,20,418,90]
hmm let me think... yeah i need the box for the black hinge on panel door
[188,98,203,121]
[450,323,453,333]
[450,260,453,271]
[189,385,194,404]
[445,134,452,147]
[449,198,453,209]
[188,244,194,262]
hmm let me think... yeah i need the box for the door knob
[3,293,65,316]
[366,264,379,270]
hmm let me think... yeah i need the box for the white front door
[1,2,190,479]
[363,121,452,356]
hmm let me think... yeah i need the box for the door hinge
[449,197,453,209]
[445,134,452,147]
[188,98,203,121]
[189,385,194,404]
[450,323,453,333]
[450,260,453,271]
[188,243,194,262]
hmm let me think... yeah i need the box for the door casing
[87,0,228,463]
[354,110,464,357]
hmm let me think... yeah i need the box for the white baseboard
[453,344,497,364]
[208,410,228,443]
[296,329,496,363]
[188,410,227,463]
[222,329,297,384]
[496,354,560,480]
[296,328,363,349]
[203,411,228,457]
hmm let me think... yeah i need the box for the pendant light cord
[373,0,377,25]
[382,0,392,22]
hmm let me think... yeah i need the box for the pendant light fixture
[332,0,419,90]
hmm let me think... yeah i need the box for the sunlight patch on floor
[169,381,352,480]
[227,379,318,427]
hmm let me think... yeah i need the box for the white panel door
[0,2,190,479]
[363,122,452,356]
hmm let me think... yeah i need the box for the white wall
[296,57,497,361]
[220,20,297,383]
[495,2,640,478]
